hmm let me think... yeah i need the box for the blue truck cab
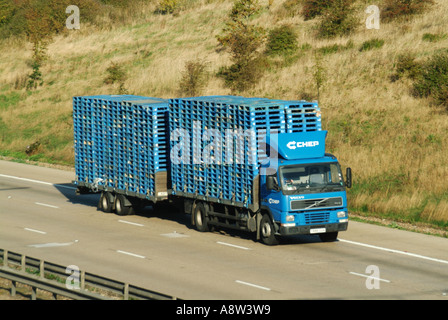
[259,130,351,244]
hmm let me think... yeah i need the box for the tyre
[260,214,279,246]
[115,194,132,216]
[99,192,113,213]
[193,202,210,232]
[319,232,338,242]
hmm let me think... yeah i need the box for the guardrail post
[21,254,26,271]
[11,281,16,297]
[31,287,37,300]
[40,260,45,278]
[81,270,85,290]
[3,250,7,267]
[124,283,129,300]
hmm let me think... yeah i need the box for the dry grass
[0,0,447,227]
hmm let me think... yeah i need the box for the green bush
[301,0,332,20]
[155,0,179,15]
[104,62,127,85]
[359,38,385,52]
[0,0,102,39]
[412,51,448,108]
[0,0,14,26]
[391,53,422,81]
[422,32,447,42]
[382,0,435,22]
[317,40,353,55]
[178,60,209,97]
[265,25,298,56]
[317,0,357,38]
[230,0,262,20]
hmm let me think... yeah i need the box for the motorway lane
[0,160,447,299]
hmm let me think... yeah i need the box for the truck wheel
[319,232,338,242]
[99,192,113,213]
[115,194,132,216]
[193,202,210,232]
[260,214,279,246]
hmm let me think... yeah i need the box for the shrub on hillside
[104,62,127,85]
[422,32,447,43]
[0,0,104,39]
[317,40,353,55]
[317,0,357,38]
[178,60,209,97]
[230,0,262,20]
[392,53,422,80]
[301,0,332,20]
[359,38,385,52]
[155,0,179,15]
[0,0,14,26]
[412,51,448,109]
[265,25,298,56]
[382,0,435,22]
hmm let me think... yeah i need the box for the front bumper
[278,222,348,236]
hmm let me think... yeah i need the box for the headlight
[286,215,295,222]
[337,211,346,218]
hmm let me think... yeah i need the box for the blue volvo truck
[73,95,351,245]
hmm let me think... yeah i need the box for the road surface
[0,160,447,300]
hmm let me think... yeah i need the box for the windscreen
[279,162,345,194]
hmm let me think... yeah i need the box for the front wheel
[260,214,279,246]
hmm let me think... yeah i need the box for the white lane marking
[116,250,146,259]
[24,228,47,235]
[235,280,271,291]
[29,242,74,248]
[118,220,144,227]
[217,241,250,250]
[339,239,448,265]
[35,202,59,209]
[0,174,76,190]
[349,271,391,283]
[161,232,189,238]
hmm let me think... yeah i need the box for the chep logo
[286,140,319,150]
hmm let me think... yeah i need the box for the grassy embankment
[0,0,447,232]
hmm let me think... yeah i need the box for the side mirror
[346,167,352,188]
[266,175,279,191]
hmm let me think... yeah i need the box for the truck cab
[259,130,351,244]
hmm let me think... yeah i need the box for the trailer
[73,95,351,245]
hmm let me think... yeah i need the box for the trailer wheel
[99,192,113,213]
[193,202,210,232]
[115,194,132,216]
[319,232,338,242]
[260,214,279,246]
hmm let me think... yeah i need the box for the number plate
[310,227,326,234]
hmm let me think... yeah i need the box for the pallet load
[168,96,321,210]
[73,95,170,201]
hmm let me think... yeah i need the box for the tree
[312,53,326,101]
[179,60,209,97]
[216,0,266,92]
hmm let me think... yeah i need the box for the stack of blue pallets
[168,96,321,208]
[73,95,169,199]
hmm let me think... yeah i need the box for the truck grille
[291,197,343,211]
[305,212,330,225]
